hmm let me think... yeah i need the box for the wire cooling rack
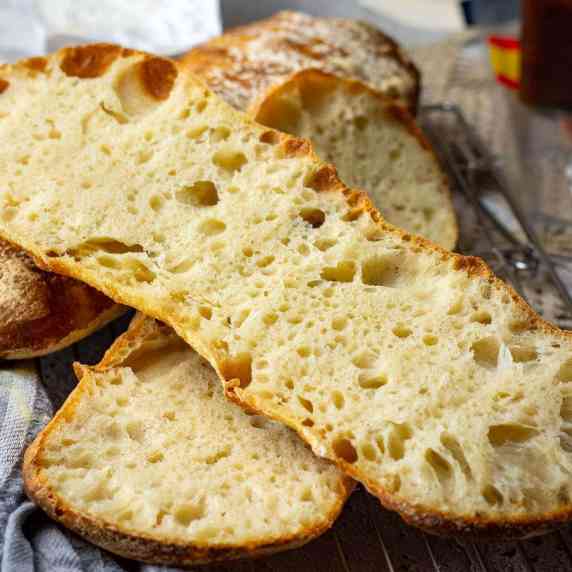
[420,103,572,331]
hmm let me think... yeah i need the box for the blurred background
[0,0,520,61]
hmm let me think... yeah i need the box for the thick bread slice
[24,313,351,566]
[251,70,457,249]
[0,238,122,359]
[182,10,420,113]
[2,46,572,539]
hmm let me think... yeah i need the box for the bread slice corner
[23,313,352,566]
[0,237,123,359]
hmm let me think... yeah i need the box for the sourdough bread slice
[182,10,420,113]
[0,238,122,359]
[24,313,351,565]
[2,46,572,538]
[251,70,457,249]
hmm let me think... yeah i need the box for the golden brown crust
[181,11,420,114]
[23,57,48,73]
[0,78,9,94]
[60,44,123,79]
[23,313,354,566]
[3,43,568,540]
[140,58,178,100]
[0,239,123,360]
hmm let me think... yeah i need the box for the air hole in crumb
[358,373,387,389]
[299,207,325,228]
[393,325,412,338]
[298,396,314,413]
[199,306,212,320]
[423,334,438,347]
[298,243,310,256]
[387,423,412,460]
[425,449,452,489]
[361,256,399,287]
[176,181,219,206]
[488,424,538,447]
[332,317,347,331]
[321,261,356,283]
[256,255,275,268]
[352,350,377,369]
[174,502,205,526]
[471,310,492,324]
[471,337,500,368]
[332,437,357,463]
[220,353,252,388]
[97,255,120,269]
[126,420,144,443]
[297,346,311,358]
[448,299,463,315]
[263,313,278,326]
[147,451,164,464]
[211,126,230,142]
[130,260,156,283]
[187,125,207,139]
[557,359,572,383]
[509,345,538,363]
[331,391,345,409]
[199,219,226,236]
[137,149,153,164]
[315,238,336,251]
[361,442,377,461]
[169,258,194,274]
[212,149,247,172]
[482,484,503,506]
[441,433,472,480]
[149,195,164,212]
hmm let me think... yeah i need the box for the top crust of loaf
[0,238,122,359]
[182,11,420,113]
[1,45,572,540]
[23,313,352,566]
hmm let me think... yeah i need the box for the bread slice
[0,237,122,359]
[182,10,420,113]
[251,70,457,249]
[24,313,351,566]
[2,46,572,538]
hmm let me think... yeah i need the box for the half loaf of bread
[2,46,572,539]
[182,10,420,113]
[0,238,122,359]
[24,313,351,566]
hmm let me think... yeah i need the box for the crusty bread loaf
[24,313,351,566]
[251,70,457,248]
[2,46,572,539]
[182,10,420,113]
[0,238,122,359]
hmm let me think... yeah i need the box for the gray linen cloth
[0,320,180,572]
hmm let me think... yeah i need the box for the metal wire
[420,103,572,320]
